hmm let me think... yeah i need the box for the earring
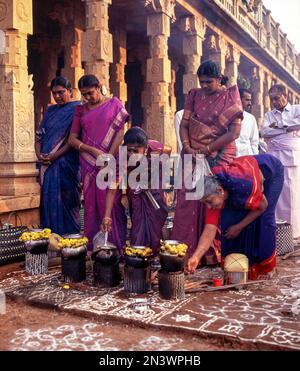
[101,85,107,96]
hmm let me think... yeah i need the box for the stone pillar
[49,2,85,100]
[206,33,227,74]
[180,15,206,94]
[288,90,294,105]
[274,22,280,59]
[225,45,240,86]
[169,62,177,124]
[82,0,113,89]
[265,9,271,50]
[251,66,264,127]
[30,35,60,127]
[0,0,39,223]
[144,0,176,149]
[61,27,85,100]
[263,72,272,113]
[110,28,127,105]
[232,0,238,16]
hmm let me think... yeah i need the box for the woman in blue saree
[35,77,81,235]
[186,154,284,279]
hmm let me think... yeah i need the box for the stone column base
[0,194,40,227]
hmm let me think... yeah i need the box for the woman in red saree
[172,60,243,264]
[186,154,284,280]
[69,75,129,251]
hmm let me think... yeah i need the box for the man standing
[261,84,300,239]
[236,89,259,157]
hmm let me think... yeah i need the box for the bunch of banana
[57,236,88,249]
[124,246,153,258]
[20,228,52,242]
[160,241,188,257]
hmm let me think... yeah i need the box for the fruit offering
[20,228,51,242]
[124,246,153,258]
[160,240,188,257]
[57,236,88,249]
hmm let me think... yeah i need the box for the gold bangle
[78,143,83,151]
[103,216,112,222]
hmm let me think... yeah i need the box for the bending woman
[69,75,129,251]
[186,154,284,279]
[101,127,169,254]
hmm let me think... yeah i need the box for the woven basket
[275,221,294,256]
[0,213,28,266]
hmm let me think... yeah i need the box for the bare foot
[257,269,277,281]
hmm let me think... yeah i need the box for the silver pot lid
[163,240,180,245]
[130,245,148,250]
[63,233,84,239]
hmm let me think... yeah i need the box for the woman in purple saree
[69,75,129,251]
[35,77,81,235]
[101,127,169,255]
[172,60,243,264]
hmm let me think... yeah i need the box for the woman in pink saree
[172,60,244,264]
[69,75,129,251]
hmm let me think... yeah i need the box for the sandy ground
[0,299,226,351]
[1,251,300,352]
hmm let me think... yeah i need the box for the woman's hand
[38,153,52,166]
[101,217,112,233]
[224,224,242,239]
[185,254,200,274]
[91,147,104,159]
[46,153,58,163]
[195,144,208,155]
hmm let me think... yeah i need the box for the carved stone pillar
[251,66,264,126]
[31,35,62,127]
[180,15,206,94]
[144,0,176,150]
[169,63,177,119]
[288,90,294,105]
[275,22,280,59]
[82,0,113,90]
[110,28,127,105]
[61,27,84,100]
[49,2,85,100]
[0,0,39,223]
[263,72,272,113]
[206,33,227,74]
[265,9,271,50]
[225,45,240,86]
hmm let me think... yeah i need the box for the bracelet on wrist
[78,143,83,151]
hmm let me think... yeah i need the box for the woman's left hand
[46,153,58,163]
[195,144,207,155]
[224,224,242,239]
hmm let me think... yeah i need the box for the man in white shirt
[174,109,183,153]
[235,89,259,157]
[261,84,300,239]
